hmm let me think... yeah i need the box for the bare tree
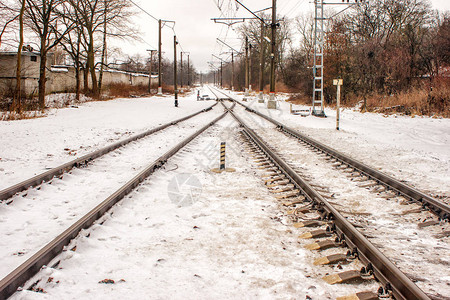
[0,0,19,49]
[67,0,135,98]
[237,14,291,90]
[295,14,314,60]
[25,0,74,110]
[11,0,25,112]
[97,0,107,92]
[58,1,84,100]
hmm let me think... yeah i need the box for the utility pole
[216,38,241,91]
[158,19,162,95]
[231,52,234,91]
[259,18,265,102]
[268,0,277,109]
[220,61,223,88]
[157,19,175,96]
[147,49,157,94]
[174,35,178,107]
[187,54,190,87]
[245,36,249,96]
[212,54,226,89]
[180,51,183,88]
[249,43,252,92]
[223,3,270,100]
[334,79,343,130]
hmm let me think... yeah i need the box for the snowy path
[233,103,450,298]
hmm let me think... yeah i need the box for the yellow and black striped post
[220,142,226,170]
[211,141,236,173]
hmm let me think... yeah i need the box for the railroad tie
[305,239,342,250]
[261,171,281,178]
[346,172,361,178]
[400,207,423,215]
[314,253,349,266]
[266,179,290,188]
[264,175,286,184]
[370,185,386,193]
[319,192,335,199]
[293,220,323,228]
[358,182,378,188]
[352,176,369,182]
[323,270,364,285]
[418,219,440,228]
[287,205,312,215]
[282,197,307,207]
[270,185,295,193]
[336,291,379,300]
[298,229,332,239]
[275,190,299,200]
[256,160,273,167]
[259,163,275,170]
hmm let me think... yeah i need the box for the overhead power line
[129,0,158,22]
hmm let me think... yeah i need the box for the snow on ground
[9,115,379,300]
[232,103,450,297]
[1,86,449,299]
[0,89,214,190]
[230,90,450,199]
[0,100,222,280]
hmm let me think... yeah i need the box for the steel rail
[0,102,218,201]
[211,87,450,221]
[221,100,430,300]
[0,111,227,299]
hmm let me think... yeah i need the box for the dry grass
[0,110,46,121]
[263,82,295,93]
[284,77,449,118]
[162,83,174,94]
[286,93,311,105]
[364,80,449,117]
[106,83,149,98]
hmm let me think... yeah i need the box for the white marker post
[333,79,343,130]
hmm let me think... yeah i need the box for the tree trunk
[83,66,89,94]
[75,63,80,101]
[38,49,47,110]
[88,41,98,97]
[98,0,107,93]
[13,0,26,113]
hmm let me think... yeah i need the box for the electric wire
[128,0,190,65]
[129,0,158,22]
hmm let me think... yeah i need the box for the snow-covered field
[1,86,449,299]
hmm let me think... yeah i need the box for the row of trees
[120,53,196,88]
[208,0,449,109]
[1,0,136,111]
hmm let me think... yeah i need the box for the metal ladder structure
[312,0,326,117]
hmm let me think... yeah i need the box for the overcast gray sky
[123,0,450,73]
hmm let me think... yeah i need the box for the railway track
[0,102,218,202]
[1,88,448,299]
[0,102,228,299]
[211,87,450,221]
[0,102,222,279]
[209,88,449,299]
